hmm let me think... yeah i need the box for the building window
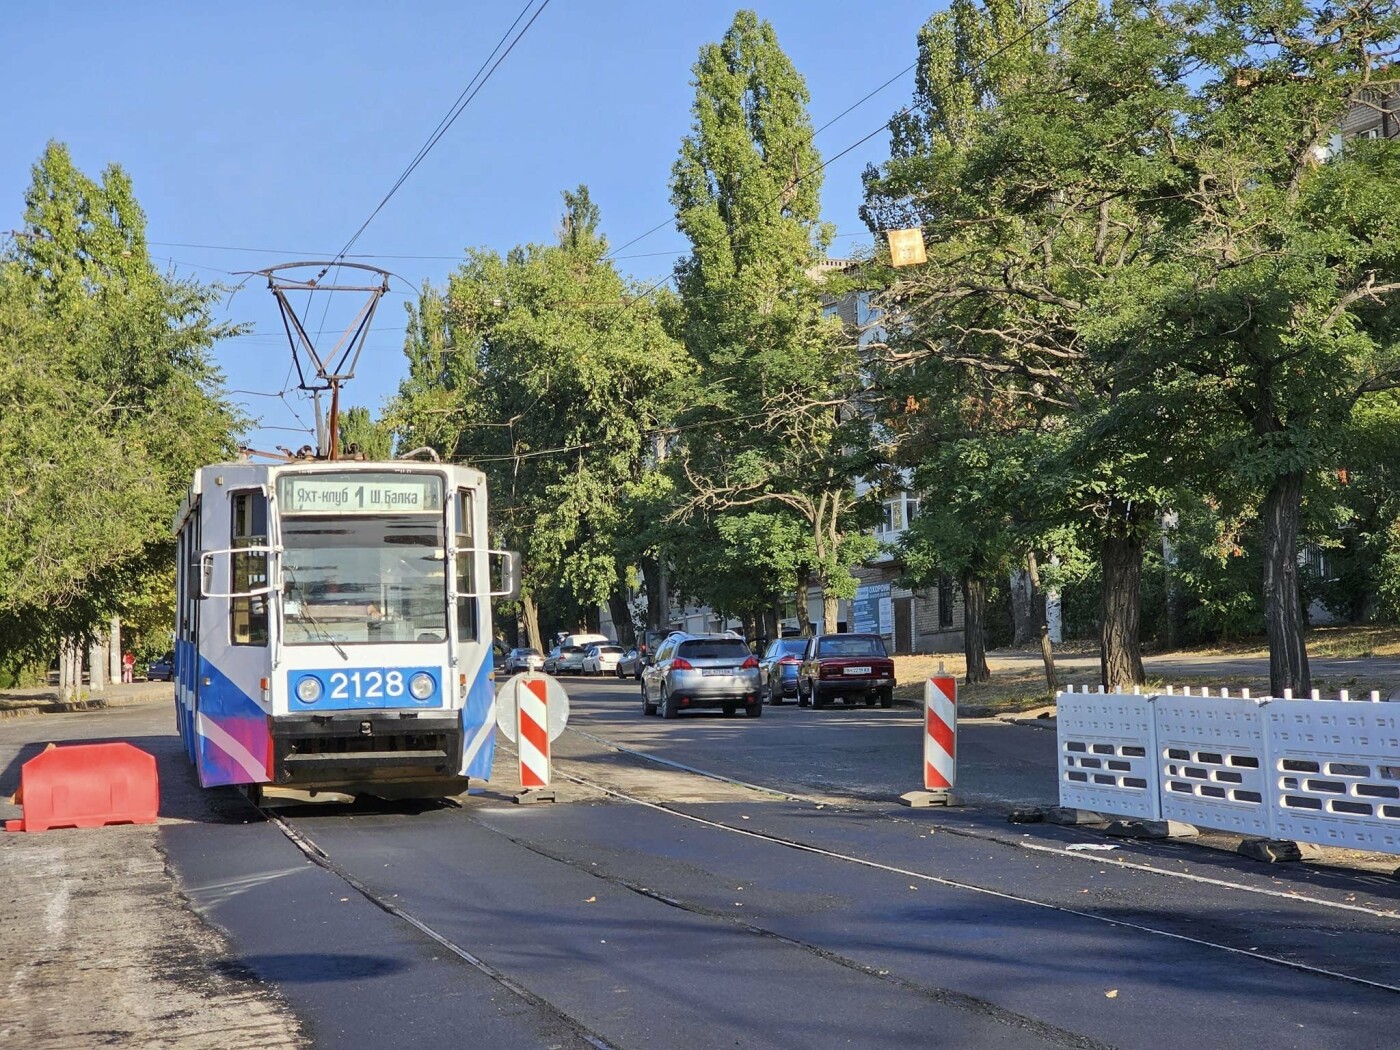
[938,574,954,628]
[877,494,918,536]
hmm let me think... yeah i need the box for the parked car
[562,632,611,651]
[615,647,643,679]
[581,644,624,675]
[146,651,175,682]
[759,638,807,704]
[797,633,895,708]
[641,632,762,719]
[545,644,587,675]
[491,639,511,675]
[505,647,544,674]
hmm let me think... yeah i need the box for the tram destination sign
[278,472,443,515]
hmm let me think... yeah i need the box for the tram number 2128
[172,460,518,803]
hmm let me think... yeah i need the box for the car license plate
[844,666,872,675]
[702,668,729,676]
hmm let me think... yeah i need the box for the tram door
[176,499,201,763]
[192,468,276,787]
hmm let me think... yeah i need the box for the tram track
[264,732,1400,1034]
[561,725,1400,921]
[263,810,621,1050]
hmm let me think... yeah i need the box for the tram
[173,457,517,802]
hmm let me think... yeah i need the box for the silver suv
[641,632,762,719]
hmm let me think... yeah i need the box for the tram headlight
[409,672,435,700]
[296,676,322,703]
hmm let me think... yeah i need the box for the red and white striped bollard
[900,669,959,807]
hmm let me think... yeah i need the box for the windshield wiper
[284,573,348,660]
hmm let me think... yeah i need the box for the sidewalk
[0,680,172,719]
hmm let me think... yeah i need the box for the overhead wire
[303,0,552,395]
[594,1,1075,328]
[330,0,552,266]
[454,3,1075,470]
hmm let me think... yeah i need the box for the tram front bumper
[270,711,464,788]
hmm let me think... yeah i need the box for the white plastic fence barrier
[1154,695,1271,836]
[1057,690,1160,820]
[1056,685,1400,855]
[1265,699,1400,854]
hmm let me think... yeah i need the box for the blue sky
[3,2,942,449]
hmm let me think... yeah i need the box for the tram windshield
[277,473,448,646]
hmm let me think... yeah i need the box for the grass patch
[893,655,1061,714]
[892,649,1398,713]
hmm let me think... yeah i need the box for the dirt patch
[0,825,302,1049]
[893,655,1064,714]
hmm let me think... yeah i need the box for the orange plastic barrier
[4,742,159,832]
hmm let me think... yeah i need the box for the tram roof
[172,458,487,533]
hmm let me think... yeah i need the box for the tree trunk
[1262,471,1311,696]
[109,616,122,682]
[1026,551,1057,694]
[1160,510,1180,650]
[640,556,662,630]
[90,638,105,693]
[795,563,813,636]
[1009,569,1034,646]
[521,591,543,653]
[607,586,635,647]
[960,571,990,684]
[821,587,840,635]
[1100,527,1145,689]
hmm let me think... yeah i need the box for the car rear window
[776,640,805,656]
[600,646,624,655]
[817,636,887,657]
[678,640,751,660]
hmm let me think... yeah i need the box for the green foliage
[670,11,880,624]
[388,185,689,631]
[339,405,393,460]
[863,1,1400,679]
[0,142,241,663]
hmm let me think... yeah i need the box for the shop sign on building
[854,583,891,634]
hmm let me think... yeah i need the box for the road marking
[565,721,1400,921]
[550,766,1400,995]
[1014,840,1400,919]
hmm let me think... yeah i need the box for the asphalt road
[5,680,1399,1049]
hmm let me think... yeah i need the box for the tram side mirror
[488,549,521,600]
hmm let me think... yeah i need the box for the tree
[389,186,689,648]
[669,10,882,633]
[0,142,240,666]
[1122,3,1400,694]
[862,0,1192,686]
[339,405,392,459]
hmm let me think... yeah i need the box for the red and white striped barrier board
[925,675,958,791]
[517,678,551,787]
[496,673,571,794]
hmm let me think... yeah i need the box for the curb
[0,692,169,721]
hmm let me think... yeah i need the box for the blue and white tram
[172,459,517,801]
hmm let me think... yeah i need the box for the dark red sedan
[797,634,896,709]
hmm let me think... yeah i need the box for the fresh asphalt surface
[7,678,1397,1048]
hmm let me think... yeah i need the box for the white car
[581,644,625,676]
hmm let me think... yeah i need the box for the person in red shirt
[121,652,135,683]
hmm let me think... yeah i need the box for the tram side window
[455,489,478,642]
[180,506,200,646]
[231,490,269,646]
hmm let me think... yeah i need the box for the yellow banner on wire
[886,228,927,268]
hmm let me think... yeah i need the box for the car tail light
[778,655,799,665]
[671,657,693,670]
[741,656,759,669]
